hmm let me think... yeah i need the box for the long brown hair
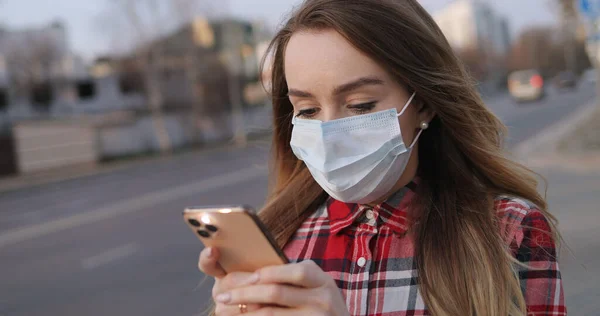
[255,0,557,315]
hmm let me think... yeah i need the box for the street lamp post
[227,23,248,148]
[592,21,600,108]
[229,47,247,147]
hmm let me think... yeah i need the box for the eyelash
[349,102,377,114]
[295,102,377,119]
[295,108,318,118]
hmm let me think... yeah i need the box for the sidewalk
[514,100,600,315]
[536,167,600,316]
[514,101,600,173]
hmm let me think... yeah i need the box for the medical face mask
[290,92,422,204]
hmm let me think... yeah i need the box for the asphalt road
[0,84,596,316]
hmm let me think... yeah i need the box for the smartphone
[183,205,289,273]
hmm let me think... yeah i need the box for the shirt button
[357,257,366,267]
[365,209,375,220]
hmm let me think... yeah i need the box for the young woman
[199,0,566,315]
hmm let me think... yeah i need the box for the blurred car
[508,70,545,102]
[582,68,597,84]
[553,71,577,90]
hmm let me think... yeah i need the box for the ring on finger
[238,303,248,314]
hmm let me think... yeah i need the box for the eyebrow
[287,76,385,98]
[333,76,385,96]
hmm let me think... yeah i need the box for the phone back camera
[188,219,202,227]
[205,225,218,232]
[197,230,211,238]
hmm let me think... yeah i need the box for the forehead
[284,29,390,87]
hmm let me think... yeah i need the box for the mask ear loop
[408,128,424,149]
[396,92,417,117]
[395,92,424,149]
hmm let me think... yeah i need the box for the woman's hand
[214,260,349,316]
[198,247,263,315]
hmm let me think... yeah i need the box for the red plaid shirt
[283,183,566,315]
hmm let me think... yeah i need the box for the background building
[0,21,87,176]
[0,16,274,176]
[434,0,512,92]
[434,0,511,56]
[0,21,87,119]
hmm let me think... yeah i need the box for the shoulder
[495,199,565,314]
[494,196,555,253]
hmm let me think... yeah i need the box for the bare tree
[99,0,218,153]
[507,25,590,76]
[455,45,488,81]
[5,33,61,101]
[508,27,556,73]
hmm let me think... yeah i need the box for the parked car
[553,71,577,90]
[508,70,545,102]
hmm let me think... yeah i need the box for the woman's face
[284,29,433,203]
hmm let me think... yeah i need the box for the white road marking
[0,166,265,248]
[81,243,139,270]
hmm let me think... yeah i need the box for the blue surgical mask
[289,92,422,204]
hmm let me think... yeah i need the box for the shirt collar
[327,181,418,235]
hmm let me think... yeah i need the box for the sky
[0,0,558,61]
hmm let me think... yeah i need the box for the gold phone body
[183,205,288,273]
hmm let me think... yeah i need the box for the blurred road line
[81,242,139,270]
[0,209,44,224]
[0,166,266,249]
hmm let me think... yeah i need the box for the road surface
[0,85,596,315]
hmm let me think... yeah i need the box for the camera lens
[205,225,218,232]
[188,219,201,227]
[197,230,210,238]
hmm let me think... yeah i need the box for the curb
[0,133,273,194]
[513,100,600,170]
[0,151,187,194]
[0,160,149,194]
[513,101,598,159]
[518,153,600,174]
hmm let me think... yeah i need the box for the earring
[420,121,429,130]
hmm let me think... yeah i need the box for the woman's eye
[295,108,318,118]
[348,102,377,114]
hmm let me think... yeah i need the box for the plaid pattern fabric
[283,184,566,316]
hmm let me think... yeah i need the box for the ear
[416,102,436,126]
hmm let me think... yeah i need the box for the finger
[216,271,260,294]
[198,247,226,278]
[215,284,316,308]
[214,302,262,316]
[243,306,317,316]
[256,260,327,288]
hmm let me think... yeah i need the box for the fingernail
[248,273,259,284]
[215,293,231,303]
[206,248,213,258]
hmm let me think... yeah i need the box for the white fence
[13,120,99,173]
[11,106,272,173]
